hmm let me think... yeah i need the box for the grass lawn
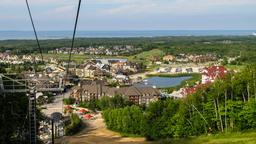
[225,64,246,71]
[44,53,89,63]
[128,49,165,64]
[146,64,161,71]
[33,49,165,65]
[158,131,256,144]
[35,53,128,63]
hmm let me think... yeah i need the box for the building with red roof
[202,66,228,84]
[182,84,208,96]
[170,66,228,98]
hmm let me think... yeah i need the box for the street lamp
[50,112,62,144]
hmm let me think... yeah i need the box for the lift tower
[0,74,63,144]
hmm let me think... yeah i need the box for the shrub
[79,101,89,108]
[64,113,83,136]
[63,98,76,105]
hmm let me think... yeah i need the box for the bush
[102,105,145,136]
[43,92,55,103]
[79,99,99,111]
[98,95,132,110]
[64,113,83,136]
[78,95,131,111]
[79,101,89,108]
[63,98,76,105]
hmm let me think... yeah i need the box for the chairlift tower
[0,73,64,144]
[28,86,37,144]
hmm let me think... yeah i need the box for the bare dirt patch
[56,114,153,144]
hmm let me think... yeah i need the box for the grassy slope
[225,64,246,71]
[128,49,165,63]
[159,131,256,144]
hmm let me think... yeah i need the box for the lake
[134,76,192,88]
[0,30,255,40]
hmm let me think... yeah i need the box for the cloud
[105,3,156,15]
[47,5,75,14]
[0,0,256,30]
[1,0,74,5]
[0,15,19,19]
[0,0,76,15]
[99,0,256,16]
[3,0,256,15]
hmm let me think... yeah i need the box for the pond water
[134,76,192,88]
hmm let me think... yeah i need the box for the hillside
[163,131,256,144]
[102,64,256,142]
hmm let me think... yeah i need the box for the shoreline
[0,30,255,40]
[131,72,201,90]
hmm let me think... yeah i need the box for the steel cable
[25,0,44,63]
[66,0,82,79]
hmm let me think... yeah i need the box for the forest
[102,64,256,140]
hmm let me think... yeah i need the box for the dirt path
[56,114,153,144]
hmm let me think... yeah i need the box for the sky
[0,0,256,31]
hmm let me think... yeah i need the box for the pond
[134,76,192,88]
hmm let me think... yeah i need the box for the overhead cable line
[66,0,82,78]
[25,0,44,63]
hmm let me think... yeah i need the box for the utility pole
[51,119,55,144]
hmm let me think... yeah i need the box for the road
[42,91,71,116]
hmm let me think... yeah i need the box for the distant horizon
[0,30,255,40]
[1,29,256,32]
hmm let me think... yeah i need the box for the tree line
[78,95,133,111]
[102,64,256,140]
[0,63,44,74]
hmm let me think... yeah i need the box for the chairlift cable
[25,0,44,63]
[66,0,82,79]
[25,1,46,143]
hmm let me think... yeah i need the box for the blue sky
[1,0,256,31]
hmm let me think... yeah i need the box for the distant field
[42,53,89,62]
[128,49,165,64]
[159,131,256,144]
[37,53,127,63]
[35,49,164,64]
